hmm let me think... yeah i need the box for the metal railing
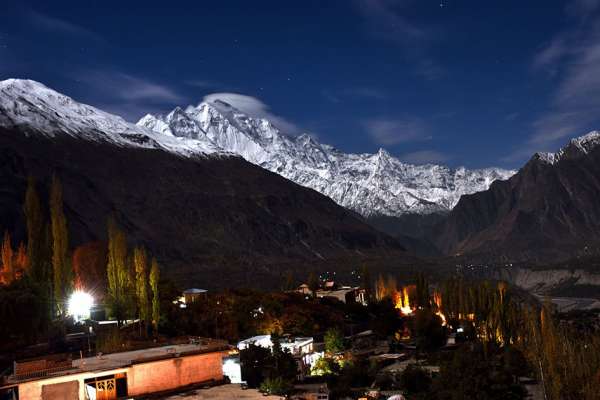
[9,365,76,382]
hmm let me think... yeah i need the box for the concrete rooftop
[74,341,228,372]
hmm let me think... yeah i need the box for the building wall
[126,352,225,396]
[15,351,224,399]
[16,367,128,400]
[40,380,79,400]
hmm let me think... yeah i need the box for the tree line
[0,175,161,336]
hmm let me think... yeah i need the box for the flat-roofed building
[316,286,366,305]
[237,335,313,356]
[0,340,229,400]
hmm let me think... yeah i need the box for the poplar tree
[24,176,45,281]
[1,231,14,284]
[375,274,386,301]
[149,257,160,334]
[415,273,430,309]
[15,241,27,274]
[107,217,129,324]
[133,246,149,334]
[50,175,71,315]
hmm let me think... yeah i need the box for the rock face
[137,98,514,219]
[0,79,406,288]
[432,132,600,262]
[495,268,600,294]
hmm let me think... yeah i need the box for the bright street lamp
[67,290,94,322]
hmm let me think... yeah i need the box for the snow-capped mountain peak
[137,98,516,217]
[0,79,223,156]
[534,131,600,165]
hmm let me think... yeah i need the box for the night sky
[2,0,600,168]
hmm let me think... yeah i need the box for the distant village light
[67,290,94,321]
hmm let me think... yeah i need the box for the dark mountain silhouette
[432,132,600,262]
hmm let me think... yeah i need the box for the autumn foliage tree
[15,241,27,276]
[1,231,14,284]
[106,217,129,324]
[133,246,150,335]
[72,241,107,292]
[149,257,160,334]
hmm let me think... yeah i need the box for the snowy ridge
[138,97,516,217]
[534,131,600,165]
[0,79,223,156]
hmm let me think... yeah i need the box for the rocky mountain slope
[432,132,600,262]
[0,79,407,288]
[137,99,515,219]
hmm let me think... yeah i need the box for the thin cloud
[28,10,105,44]
[416,58,445,80]
[79,70,185,104]
[355,0,428,44]
[566,0,600,17]
[532,36,570,70]
[506,0,600,163]
[185,79,222,89]
[73,70,186,122]
[364,117,431,145]
[399,150,451,164]
[203,92,300,134]
[321,89,342,104]
[354,0,444,79]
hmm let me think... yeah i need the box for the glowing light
[432,290,446,326]
[68,290,94,321]
[394,286,413,316]
[435,310,447,326]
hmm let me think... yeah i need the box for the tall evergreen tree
[149,257,160,334]
[50,175,71,315]
[133,246,149,335]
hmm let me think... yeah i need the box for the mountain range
[137,101,515,220]
[433,131,600,262]
[1,78,599,271]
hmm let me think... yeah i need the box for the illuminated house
[183,288,208,304]
[237,335,322,380]
[0,340,229,400]
[316,286,367,305]
[237,335,314,356]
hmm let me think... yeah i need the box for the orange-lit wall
[127,351,225,397]
[11,351,224,399]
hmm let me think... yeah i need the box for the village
[1,269,544,400]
